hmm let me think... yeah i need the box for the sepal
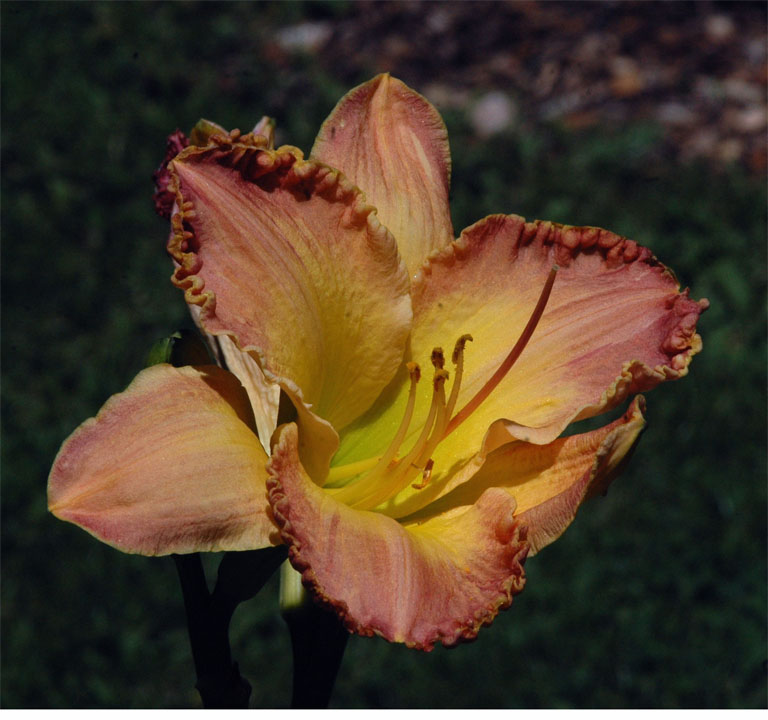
[145,329,213,368]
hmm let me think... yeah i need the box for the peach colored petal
[48,364,278,555]
[279,379,340,486]
[333,214,706,505]
[188,303,281,453]
[268,424,528,651]
[215,339,280,453]
[311,73,453,279]
[169,140,412,433]
[411,216,706,444]
[514,398,646,553]
[398,397,647,552]
[190,304,338,485]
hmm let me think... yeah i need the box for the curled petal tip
[152,129,189,219]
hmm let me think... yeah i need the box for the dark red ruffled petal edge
[152,129,189,219]
[514,219,709,376]
[420,214,709,375]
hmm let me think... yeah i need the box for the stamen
[444,265,558,438]
[326,362,421,486]
[364,362,422,475]
[405,338,473,485]
[411,368,450,469]
[396,368,448,474]
[342,366,447,510]
[445,334,473,422]
[324,456,381,486]
[327,267,557,511]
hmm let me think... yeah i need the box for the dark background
[2,0,766,708]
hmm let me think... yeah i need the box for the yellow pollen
[328,266,558,511]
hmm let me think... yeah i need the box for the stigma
[329,266,558,512]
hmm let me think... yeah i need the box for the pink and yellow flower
[48,75,707,650]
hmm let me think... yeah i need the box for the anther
[433,368,449,390]
[431,348,445,370]
[412,458,434,490]
[452,334,473,364]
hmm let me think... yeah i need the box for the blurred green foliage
[2,1,765,709]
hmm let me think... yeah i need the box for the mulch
[269,1,767,174]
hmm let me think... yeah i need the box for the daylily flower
[48,75,707,650]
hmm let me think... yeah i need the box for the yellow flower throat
[327,266,558,512]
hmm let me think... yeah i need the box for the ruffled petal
[311,74,453,278]
[268,423,528,651]
[412,215,706,443]
[334,214,705,489]
[169,138,412,433]
[513,397,646,553]
[48,364,277,555]
[397,397,647,550]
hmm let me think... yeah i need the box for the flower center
[328,266,558,512]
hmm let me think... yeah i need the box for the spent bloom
[49,75,707,650]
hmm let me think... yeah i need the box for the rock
[682,128,718,160]
[717,138,744,163]
[274,22,332,53]
[728,107,767,133]
[657,102,696,127]
[423,83,470,110]
[722,77,764,104]
[610,56,645,97]
[469,91,517,137]
[705,14,736,43]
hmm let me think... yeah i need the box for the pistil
[443,265,558,438]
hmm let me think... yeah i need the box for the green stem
[173,553,251,708]
[174,547,287,707]
[280,562,349,708]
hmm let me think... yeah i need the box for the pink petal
[311,74,454,278]
[333,214,706,519]
[48,364,277,555]
[401,397,648,553]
